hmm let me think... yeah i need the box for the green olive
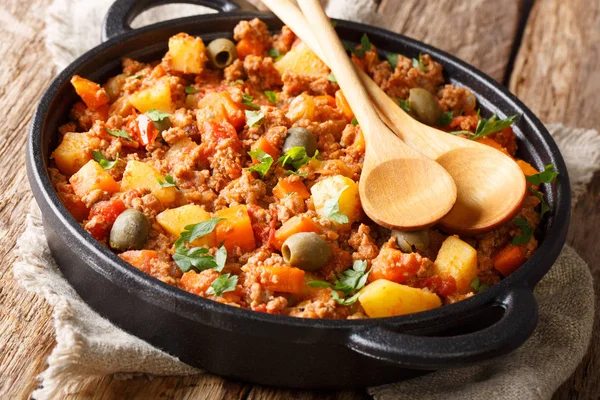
[283,127,318,156]
[152,117,171,132]
[281,232,331,272]
[391,229,430,253]
[109,209,150,251]
[207,38,237,69]
[408,88,441,126]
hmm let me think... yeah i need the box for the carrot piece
[260,265,305,294]
[335,90,354,120]
[214,205,256,252]
[71,75,110,110]
[272,216,320,250]
[493,245,526,276]
[197,92,245,130]
[252,136,280,160]
[69,160,120,199]
[236,38,264,61]
[474,137,511,156]
[368,249,423,284]
[272,178,310,200]
[120,250,158,273]
[86,198,126,240]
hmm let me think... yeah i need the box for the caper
[391,229,430,253]
[283,127,318,156]
[207,38,237,69]
[282,232,331,272]
[408,88,441,126]
[109,209,150,251]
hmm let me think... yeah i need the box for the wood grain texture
[0,0,597,399]
[377,0,523,82]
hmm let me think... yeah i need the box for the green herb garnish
[327,73,337,83]
[245,110,264,127]
[512,218,533,245]
[247,150,274,177]
[242,93,260,110]
[268,48,283,61]
[132,74,144,79]
[185,85,200,94]
[449,114,519,140]
[92,151,118,170]
[322,186,350,224]
[528,187,550,218]
[277,146,318,170]
[172,218,225,273]
[214,246,227,272]
[397,98,410,113]
[412,54,426,72]
[146,109,170,122]
[105,127,132,141]
[206,273,238,297]
[470,277,489,293]
[386,53,399,69]
[351,117,358,126]
[264,90,278,104]
[526,164,558,186]
[438,111,454,126]
[308,260,370,305]
[157,174,178,188]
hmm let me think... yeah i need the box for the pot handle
[346,287,537,368]
[102,0,257,42]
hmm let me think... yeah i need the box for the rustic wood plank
[508,0,600,398]
[377,0,523,82]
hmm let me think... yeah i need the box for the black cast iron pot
[27,0,571,389]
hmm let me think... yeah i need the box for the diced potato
[69,160,120,199]
[52,132,101,176]
[433,236,478,294]
[104,73,128,102]
[310,175,361,227]
[70,75,109,110]
[165,33,207,74]
[156,204,215,247]
[358,279,442,318]
[214,205,256,252]
[165,137,199,162]
[129,78,173,113]
[286,93,315,122]
[274,42,329,76]
[196,91,245,129]
[120,160,177,205]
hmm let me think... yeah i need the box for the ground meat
[378,54,444,99]
[119,188,164,223]
[220,170,267,206]
[233,18,272,50]
[243,56,282,89]
[348,224,380,261]
[437,84,477,114]
[224,59,246,82]
[272,26,296,55]
[320,244,353,282]
[281,72,337,97]
[275,193,307,223]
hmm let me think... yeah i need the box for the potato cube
[156,204,215,247]
[129,78,173,113]
[69,160,120,199]
[274,42,329,76]
[196,91,245,129]
[310,175,361,227]
[52,132,101,176]
[214,205,256,252]
[165,33,207,74]
[358,279,442,318]
[433,236,478,293]
[120,160,177,205]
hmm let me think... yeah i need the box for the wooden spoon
[262,0,526,235]
[292,0,457,231]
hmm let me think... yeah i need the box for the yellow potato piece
[156,204,215,247]
[310,175,361,227]
[165,33,206,74]
[359,279,442,318]
[69,160,120,199]
[129,78,173,113]
[121,160,176,205]
[52,132,101,176]
[433,236,478,294]
[274,42,329,76]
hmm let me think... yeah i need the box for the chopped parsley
[449,114,519,140]
[277,146,317,170]
[386,53,399,69]
[308,260,370,305]
[185,85,200,94]
[528,187,550,218]
[343,34,372,57]
[242,93,260,110]
[245,110,264,127]
[511,218,533,245]
[157,174,178,188]
[526,164,558,186]
[264,90,278,104]
[322,186,350,224]
[172,218,225,273]
[350,117,358,126]
[470,277,489,293]
[206,273,238,297]
[92,151,118,170]
[247,150,274,177]
[146,109,170,122]
[438,111,454,126]
[105,127,132,141]
[214,246,227,272]
[412,54,426,72]
[396,98,410,113]
[327,73,337,83]
[268,48,283,61]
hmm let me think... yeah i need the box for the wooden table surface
[1,0,598,398]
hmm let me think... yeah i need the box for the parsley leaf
[277,146,317,170]
[175,218,224,248]
[185,85,200,94]
[470,114,519,140]
[350,117,358,126]
[322,186,350,224]
[396,98,410,113]
[386,53,399,69]
[470,277,488,293]
[331,290,361,305]
[157,174,178,188]
[92,151,118,170]
[173,245,217,273]
[206,273,238,297]
[268,48,283,61]
[285,170,308,177]
[146,109,170,122]
[526,164,558,186]
[242,93,260,110]
[346,34,372,57]
[247,150,274,177]
[264,90,278,104]
[214,246,227,272]
[245,110,264,127]
[105,127,132,141]
[308,260,370,305]
[528,187,550,218]
[512,218,533,245]
[412,54,426,72]
[438,111,453,126]
[327,73,337,83]
[360,34,372,51]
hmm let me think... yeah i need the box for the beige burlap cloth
[14,1,598,399]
